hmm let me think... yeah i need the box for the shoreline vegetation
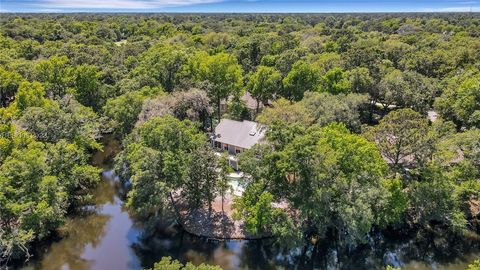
[1,13,479,269]
[170,190,273,240]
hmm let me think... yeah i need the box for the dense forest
[0,13,479,268]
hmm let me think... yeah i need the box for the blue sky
[1,0,479,13]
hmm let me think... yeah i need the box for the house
[239,91,266,114]
[212,118,266,155]
[219,92,268,116]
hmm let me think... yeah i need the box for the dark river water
[21,139,480,270]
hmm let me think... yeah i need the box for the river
[22,139,479,270]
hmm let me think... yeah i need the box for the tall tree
[103,86,163,136]
[233,182,284,235]
[0,67,22,107]
[133,44,188,92]
[183,145,218,211]
[137,88,212,130]
[378,69,437,114]
[256,98,313,150]
[0,122,100,263]
[365,108,430,168]
[191,52,243,120]
[149,256,221,270]
[277,123,388,245]
[19,95,102,150]
[301,92,369,132]
[319,68,351,95]
[115,116,205,218]
[282,60,320,101]
[73,64,102,110]
[435,72,480,129]
[256,98,313,127]
[35,56,72,98]
[7,81,48,116]
[408,164,467,231]
[347,67,374,94]
[246,65,282,113]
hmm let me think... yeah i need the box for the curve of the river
[22,138,480,270]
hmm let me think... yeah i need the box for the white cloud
[456,1,478,4]
[38,8,63,12]
[424,6,479,12]
[37,0,222,10]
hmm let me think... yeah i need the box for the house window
[223,144,228,151]
[235,148,242,154]
[214,141,221,148]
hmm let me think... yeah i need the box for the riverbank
[171,190,271,240]
[19,137,480,270]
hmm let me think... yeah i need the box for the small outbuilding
[220,92,268,116]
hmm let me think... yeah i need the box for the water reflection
[33,212,108,270]
[132,225,480,270]
[25,170,480,270]
[22,138,480,270]
[24,171,142,270]
[132,231,282,269]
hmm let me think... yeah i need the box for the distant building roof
[427,110,438,122]
[214,119,266,149]
[240,91,262,110]
[220,92,268,111]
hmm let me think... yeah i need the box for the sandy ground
[171,191,270,240]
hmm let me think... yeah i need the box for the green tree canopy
[190,51,243,119]
[365,108,431,168]
[133,44,189,92]
[35,55,73,98]
[301,91,368,132]
[378,69,437,114]
[103,86,163,136]
[73,64,102,110]
[6,81,48,117]
[0,67,23,107]
[435,72,480,129]
[276,123,388,245]
[237,122,396,245]
[148,256,221,270]
[18,95,102,150]
[137,88,212,130]
[318,68,351,95]
[115,116,206,218]
[282,60,320,101]
[246,65,282,113]
[0,122,100,263]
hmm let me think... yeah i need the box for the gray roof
[240,91,262,110]
[220,92,269,110]
[214,119,266,149]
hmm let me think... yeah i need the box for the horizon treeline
[1,13,479,267]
